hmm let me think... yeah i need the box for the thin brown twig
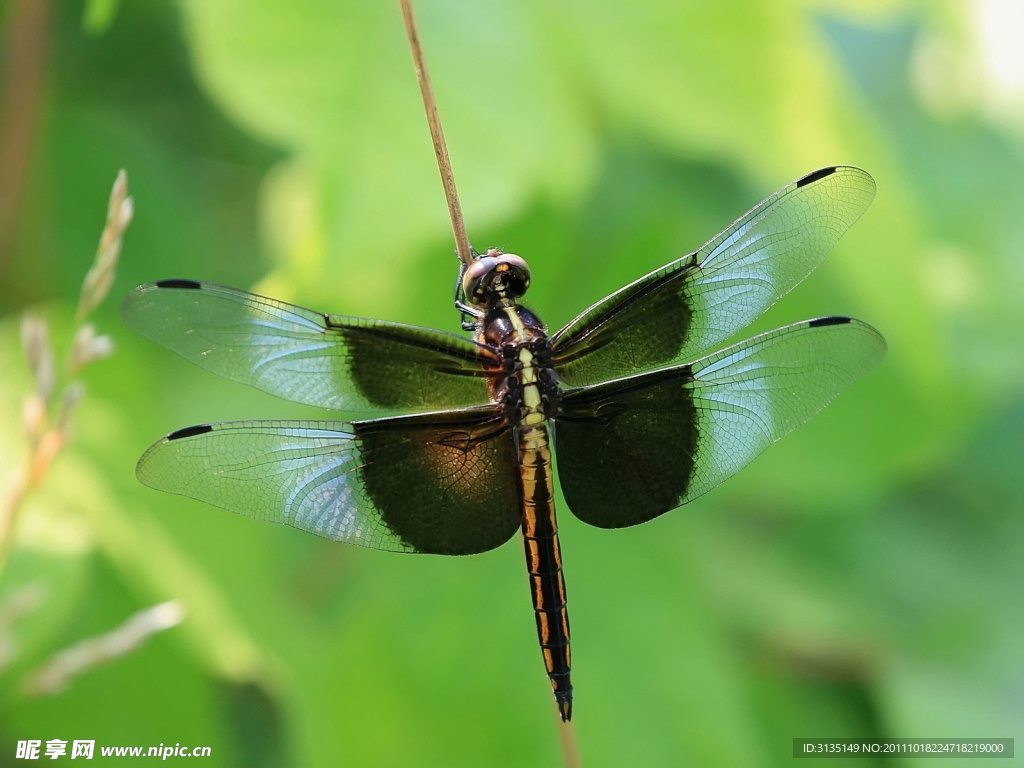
[398,8,580,763]
[556,712,583,768]
[398,0,474,268]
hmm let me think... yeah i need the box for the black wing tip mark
[155,279,202,290]
[167,424,214,440]
[808,315,852,328]
[796,167,838,187]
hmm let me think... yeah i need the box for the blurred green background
[1,1,1022,766]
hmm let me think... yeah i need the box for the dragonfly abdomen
[519,422,573,721]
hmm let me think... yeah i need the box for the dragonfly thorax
[481,304,548,347]
[462,248,530,308]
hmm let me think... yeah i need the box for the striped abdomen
[519,422,572,721]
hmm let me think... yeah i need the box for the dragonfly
[122,165,885,721]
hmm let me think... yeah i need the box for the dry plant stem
[0,0,50,275]
[0,482,28,575]
[0,401,66,578]
[398,0,474,268]
[0,582,45,671]
[0,171,131,578]
[77,170,133,321]
[22,600,185,695]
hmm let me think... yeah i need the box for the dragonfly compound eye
[463,250,531,305]
[497,253,531,299]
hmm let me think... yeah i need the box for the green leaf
[83,0,120,35]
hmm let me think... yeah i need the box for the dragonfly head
[462,248,531,307]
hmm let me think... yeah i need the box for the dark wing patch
[555,367,698,528]
[352,410,522,554]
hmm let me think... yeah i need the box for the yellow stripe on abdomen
[519,423,573,721]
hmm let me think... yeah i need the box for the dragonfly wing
[137,407,522,555]
[555,316,886,527]
[122,280,497,413]
[550,167,876,386]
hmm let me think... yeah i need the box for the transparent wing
[555,316,886,527]
[121,280,497,413]
[137,408,522,555]
[551,166,876,386]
